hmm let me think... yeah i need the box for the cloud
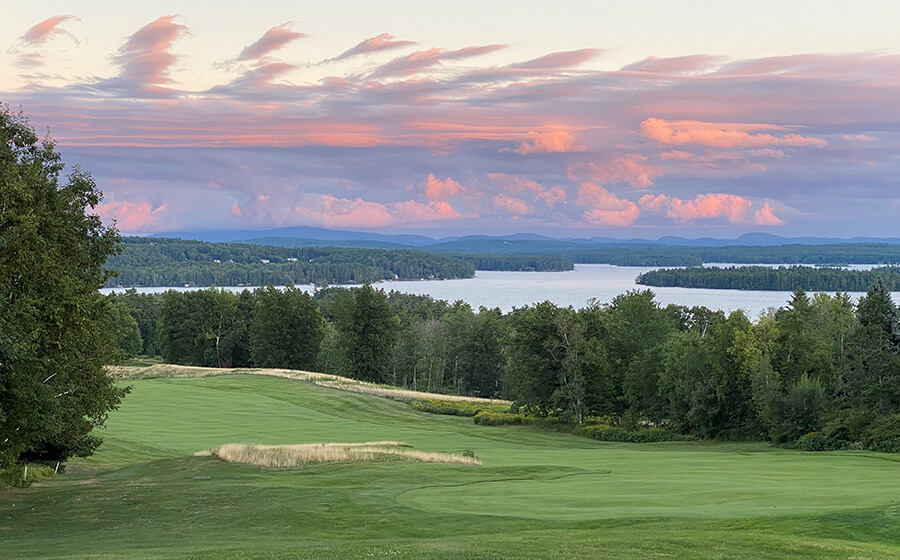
[325,33,415,62]
[422,173,465,200]
[660,150,693,160]
[11,15,82,69]
[576,183,640,226]
[485,173,544,194]
[511,48,603,69]
[535,186,567,208]
[234,23,306,64]
[842,134,877,142]
[291,194,460,228]
[641,118,827,149]
[96,201,168,232]
[567,155,665,189]
[367,44,506,79]
[509,127,577,154]
[19,15,81,46]
[638,192,783,225]
[492,193,532,215]
[621,54,724,75]
[106,15,191,96]
[752,201,785,226]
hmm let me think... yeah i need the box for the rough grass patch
[200,441,481,468]
[112,364,509,405]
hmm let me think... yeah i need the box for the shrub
[792,432,829,451]
[866,414,900,453]
[473,411,527,426]
[575,425,695,443]
[0,463,57,490]
[410,399,509,417]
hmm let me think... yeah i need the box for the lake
[101,263,896,318]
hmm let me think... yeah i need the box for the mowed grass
[2,375,900,559]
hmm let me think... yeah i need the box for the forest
[107,281,900,453]
[106,237,475,287]
[638,265,900,291]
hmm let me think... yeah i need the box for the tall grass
[200,441,481,467]
[113,364,507,404]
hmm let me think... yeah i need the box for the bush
[792,432,829,451]
[0,463,57,490]
[410,399,509,417]
[575,425,695,443]
[866,414,900,453]
[473,411,527,426]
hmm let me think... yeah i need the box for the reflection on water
[101,264,896,318]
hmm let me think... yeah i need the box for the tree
[250,285,323,370]
[844,279,900,414]
[0,106,128,467]
[348,285,395,383]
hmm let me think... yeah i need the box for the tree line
[637,265,900,291]
[108,280,900,452]
[107,237,476,287]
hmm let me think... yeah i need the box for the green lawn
[3,375,900,559]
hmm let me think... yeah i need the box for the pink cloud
[97,201,167,232]
[535,186,567,208]
[19,15,81,46]
[576,183,640,226]
[621,54,723,75]
[637,192,782,225]
[492,193,532,215]
[753,201,785,226]
[395,200,461,221]
[368,44,506,79]
[485,173,544,194]
[512,48,603,69]
[13,15,81,69]
[842,134,877,142]
[422,173,465,200]
[641,118,827,149]
[567,154,665,189]
[109,15,191,95]
[660,150,692,160]
[328,33,416,62]
[235,23,306,63]
[292,195,460,228]
[510,127,577,154]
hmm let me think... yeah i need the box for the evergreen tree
[349,285,395,383]
[250,285,323,370]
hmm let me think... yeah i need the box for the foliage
[575,424,695,443]
[250,285,323,370]
[0,106,128,467]
[410,399,509,417]
[473,411,528,425]
[638,265,900,291]
[348,285,395,383]
[865,414,900,453]
[107,237,475,287]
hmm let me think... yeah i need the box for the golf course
[3,369,900,559]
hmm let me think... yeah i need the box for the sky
[3,1,900,239]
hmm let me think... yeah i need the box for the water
[101,263,896,318]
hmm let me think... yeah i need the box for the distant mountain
[149,227,900,249]
[150,226,437,246]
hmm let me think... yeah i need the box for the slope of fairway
[3,374,900,559]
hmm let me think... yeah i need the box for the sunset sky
[4,1,900,238]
